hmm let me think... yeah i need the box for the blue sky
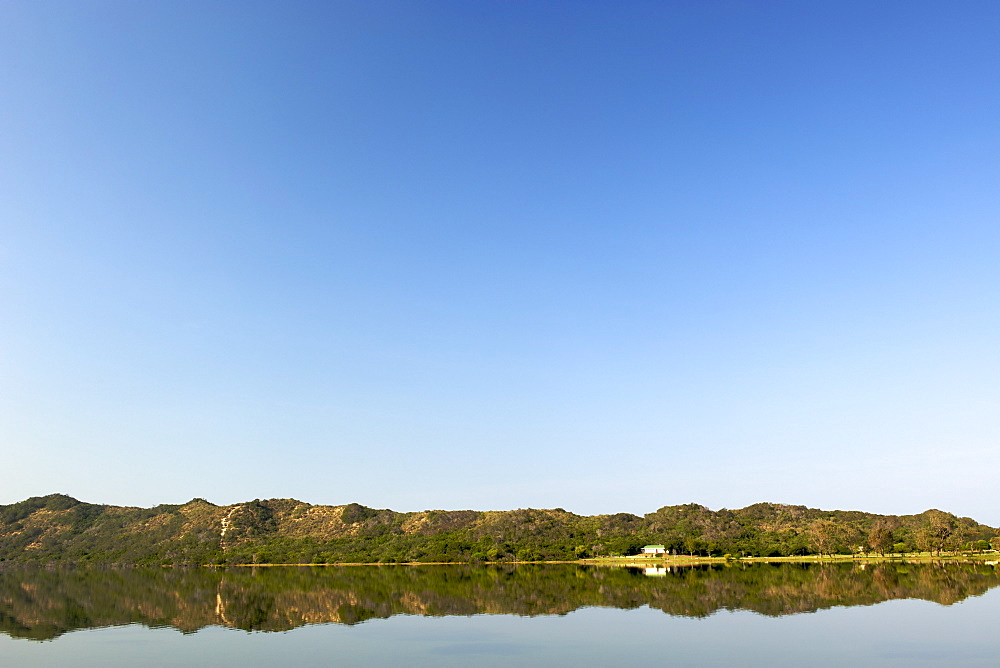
[2,1,999,524]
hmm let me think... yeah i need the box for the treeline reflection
[2,562,998,640]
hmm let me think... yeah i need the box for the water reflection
[1,562,997,641]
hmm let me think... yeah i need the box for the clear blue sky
[2,1,998,524]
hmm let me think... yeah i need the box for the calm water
[1,562,998,666]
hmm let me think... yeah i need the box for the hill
[0,494,995,565]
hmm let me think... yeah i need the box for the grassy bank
[584,551,1000,567]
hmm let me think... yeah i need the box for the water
[2,562,998,666]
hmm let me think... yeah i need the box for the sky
[2,1,999,524]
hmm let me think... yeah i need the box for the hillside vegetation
[0,494,995,565]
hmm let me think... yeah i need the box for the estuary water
[1,562,998,666]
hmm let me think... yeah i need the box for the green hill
[0,494,995,565]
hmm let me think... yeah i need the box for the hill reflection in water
[2,562,998,641]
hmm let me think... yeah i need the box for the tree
[684,536,704,557]
[809,520,841,557]
[918,511,956,556]
[868,522,893,557]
